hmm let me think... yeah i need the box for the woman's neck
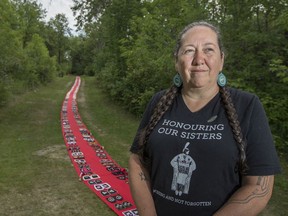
[181,85,219,112]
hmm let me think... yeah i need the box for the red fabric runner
[61,76,138,216]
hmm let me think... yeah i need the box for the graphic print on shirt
[170,142,196,196]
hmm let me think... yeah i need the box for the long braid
[219,86,249,174]
[138,85,179,169]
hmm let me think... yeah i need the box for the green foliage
[72,0,112,27]
[0,0,73,105]
[79,0,144,107]
[47,14,71,63]
[78,0,209,114]
[266,59,288,152]
[0,27,23,78]
[0,0,23,103]
[70,36,87,75]
[118,0,209,114]
[24,34,57,88]
[14,0,46,47]
[270,59,288,84]
[0,0,23,75]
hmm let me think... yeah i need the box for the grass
[260,156,288,216]
[76,77,139,168]
[0,76,117,215]
[0,75,287,215]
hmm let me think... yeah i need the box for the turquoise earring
[217,72,227,87]
[173,73,183,87]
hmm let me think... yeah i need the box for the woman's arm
[214,175,274,216]
[128,153,157,216]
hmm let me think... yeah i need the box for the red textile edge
[61,76,138,216]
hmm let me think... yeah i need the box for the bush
[24,34,57,88]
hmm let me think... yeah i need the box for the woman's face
[175,26,224,90]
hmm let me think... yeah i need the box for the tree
[0,0,24,105]
[0,0,73,106]
[48,14,71,64]
[72,0,143,94]
[14,0,46,48]
[24,34,57,88]
[47,14,72,75]
[70,36,87,75]
[72,0,112,28]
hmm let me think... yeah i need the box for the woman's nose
[192,50,205,66]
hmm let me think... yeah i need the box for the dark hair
[137,21,248,175]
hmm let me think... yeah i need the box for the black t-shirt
[130,88,281,216]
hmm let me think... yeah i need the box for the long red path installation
[61,76,138,216]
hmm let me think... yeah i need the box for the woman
[128,21,281,216]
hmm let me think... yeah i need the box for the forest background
[1,0,287,156]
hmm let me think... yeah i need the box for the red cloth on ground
[61,76,138,216]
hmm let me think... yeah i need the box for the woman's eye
[204,48,214,53]
[183,49,195,55]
